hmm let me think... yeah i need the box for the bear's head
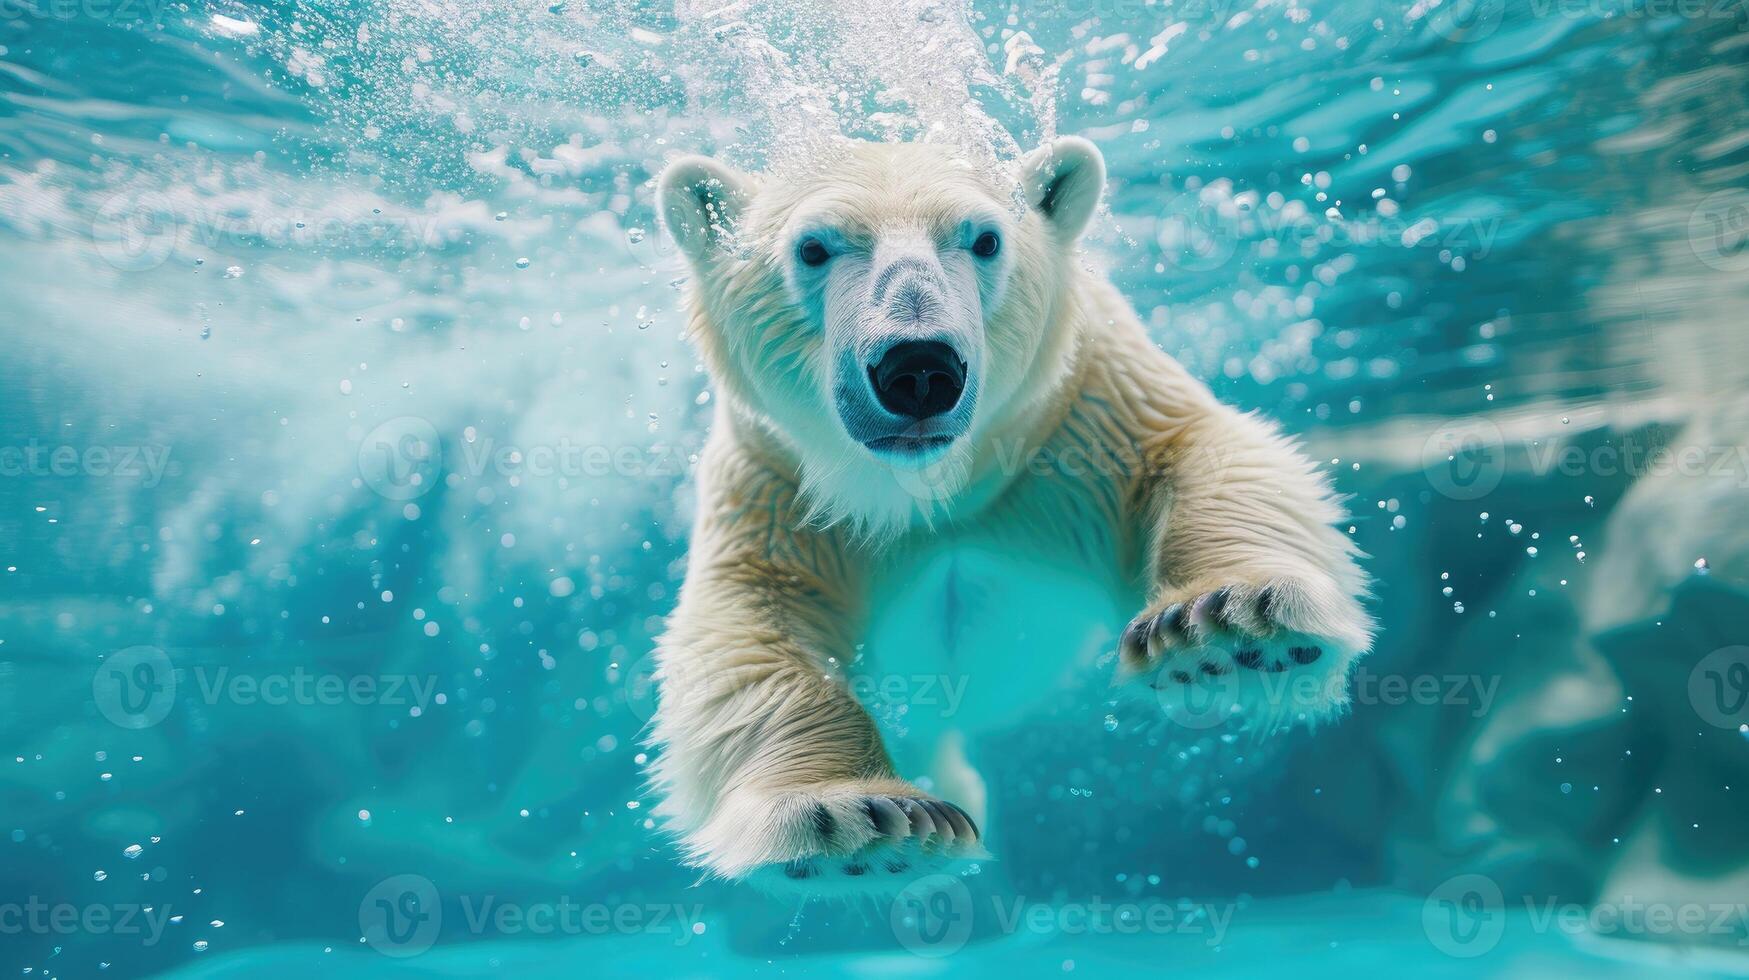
[659,138,1105,534]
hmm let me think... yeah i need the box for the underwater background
[4,0,1749,975]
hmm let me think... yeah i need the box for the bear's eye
[972,231,1001,258]
[797,238,831,267]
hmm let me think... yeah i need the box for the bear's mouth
[864,434,957,457]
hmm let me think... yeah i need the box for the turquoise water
[4,0,1749,976]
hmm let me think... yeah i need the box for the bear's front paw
[682,779,985,897]
[1119,575,1371,730]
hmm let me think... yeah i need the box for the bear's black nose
[869,341,966,420]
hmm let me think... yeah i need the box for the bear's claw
[739,788,983,897]
[1122,577,1340,672]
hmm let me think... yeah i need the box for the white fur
[646,139,1374,890]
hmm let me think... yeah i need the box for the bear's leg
[1122,402,1375,729]
[648,455,983,893]
[651,636,986,894]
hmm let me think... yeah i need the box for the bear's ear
[657,155,752,264]
[1021,137,1105,242]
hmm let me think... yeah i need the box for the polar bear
[647,138,1373,893]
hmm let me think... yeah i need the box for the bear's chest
[854,514,1139,741]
